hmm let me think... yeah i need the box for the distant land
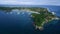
[0,5,60,7]
[0,6,60,30]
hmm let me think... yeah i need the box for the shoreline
[32,8,60,30]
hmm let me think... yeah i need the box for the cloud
[0,0,35,5]
[0,0,60,5]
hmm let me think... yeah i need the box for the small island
[31,8,59,30]
[0,7,60,30]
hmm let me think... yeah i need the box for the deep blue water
[0,5,60,34]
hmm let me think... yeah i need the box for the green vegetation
[0,7,56,27]
[31,8,56,27]
[0,7,45,12]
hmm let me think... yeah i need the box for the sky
[0,0,60,5]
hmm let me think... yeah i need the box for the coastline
[0,7,60,30]
[32,8,60,30]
